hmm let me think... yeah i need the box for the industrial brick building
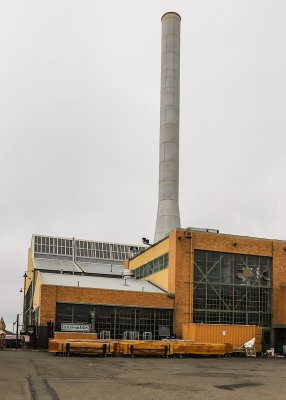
[127,228,286,349]
[22,12,286,351]
[23,234,174,346]
[23,228,286,349]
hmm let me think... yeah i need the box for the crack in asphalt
[27,376,60,400]
[215,382,263,391]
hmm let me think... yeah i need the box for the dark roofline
[34,268,123,279]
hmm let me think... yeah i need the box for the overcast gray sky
[1,0,285,331]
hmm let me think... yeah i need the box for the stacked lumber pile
[49,338,233,357]
[118,341,170,357]
[49,339,116,355]
[170,341,233,356]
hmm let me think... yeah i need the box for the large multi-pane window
[34,235,145,261]
[34,236,73,256]
[75,240,111,259]
[134,253,169,279]
[193,250,271,327]
[56,303,173,340]
[74,241,145,260]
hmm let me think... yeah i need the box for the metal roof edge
[185,227,286,243]
[145,278,169,293]
[38,274,167,294]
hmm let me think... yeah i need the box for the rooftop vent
[122,269,134,279]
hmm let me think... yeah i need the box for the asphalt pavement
[0,350,285,399]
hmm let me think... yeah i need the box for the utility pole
[16,314,19,349]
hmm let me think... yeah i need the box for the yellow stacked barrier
[66,341,116,355]
[49,339,117,355]
[169,341,233,356]
[49,339,66,353]
[117,340,144,355]
[122,341,170,357]
[48,338,234,357]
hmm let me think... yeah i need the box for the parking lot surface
[0,350,285,399]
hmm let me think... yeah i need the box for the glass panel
[133,253,169,279]
[193,250,271,327]
[55,303,173,340]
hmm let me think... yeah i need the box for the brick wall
[37,230,286,333]
[169,228,286,337]
[39,285,174,326]
[192,231,273,256]
[39,285,57,325]
[169,230,194,338]
[272,241,286,325]
[192,230,286,326]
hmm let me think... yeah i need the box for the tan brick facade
[192,230,286,327]
[272,241,286,325]
[39,285,57,325]
[168,230,194,338]
[192,231,273,257]
[167,229,286,337]
[35,229,286,343]
[39,285,174,326]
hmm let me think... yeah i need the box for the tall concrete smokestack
[154,12,181,242]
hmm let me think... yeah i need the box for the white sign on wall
[61,323,91,332]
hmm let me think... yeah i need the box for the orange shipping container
[182,324,262,352]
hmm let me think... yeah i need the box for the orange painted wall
[182,323,262,352]
[128,238,169,270]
